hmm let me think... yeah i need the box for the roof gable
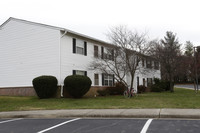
[0,17,112,46]
[0,17,64,31]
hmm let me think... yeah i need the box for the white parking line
[37,118,81,133]
[140,119,153,133]
[0,118,23,124]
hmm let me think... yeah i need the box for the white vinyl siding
[60,34,94,85]
[0,20,60,87]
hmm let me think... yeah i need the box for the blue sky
[1,0,200,47]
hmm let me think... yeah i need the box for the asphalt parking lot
[1,118,200,133]
[175,84,197,90]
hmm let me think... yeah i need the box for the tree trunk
[194,80,197,93]
[130,74,134,89]
[170,81,174,92]
[169,73,174,92]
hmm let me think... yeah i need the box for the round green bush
[32,75,58,99]
[64,75,92,98]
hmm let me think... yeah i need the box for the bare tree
[90,26,152,89]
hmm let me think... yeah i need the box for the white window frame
[76,70,85,76]
[103,74,114,86]
[76,39,84,55]
[104,48,113,60]
[94,74,99,85]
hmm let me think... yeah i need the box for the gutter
[60,30,67,97]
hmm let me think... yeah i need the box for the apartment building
[0,18,161,96]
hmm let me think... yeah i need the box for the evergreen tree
[160,31,181,92]
[184,41,194,57]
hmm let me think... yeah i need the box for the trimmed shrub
[97,89,110,96]
[32,75,58,99]
[159,81,170,91]
[137,85,147,93]
[151,84,163,92]
[150,78,170,92]
[108,82,126,95]
[154,78,160,84]
[64,75,92,98]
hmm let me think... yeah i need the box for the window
[76,40,84,55]
[147,78,153,87]
[102,74,114,86]
[146,59,152,68]
[72,38,87,56]
[154,61,159,70]
[94,74,99,85]
[142,58,145,67]
[73,70,87,76]
[94,45,98,57]
[101,47,114,61]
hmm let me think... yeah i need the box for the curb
[0,109,200,119]
[160,109,200,119]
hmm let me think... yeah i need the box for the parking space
[46,118,147,133]
[1,118,200,133]
[148,119,200,133]
[0,118,70,133]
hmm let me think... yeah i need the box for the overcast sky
[1,0,200,47]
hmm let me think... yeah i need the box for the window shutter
[94,45,98,57]
[113,74,115,86]
[84,71,87,76]
[84,41,87,56]
[101,47,104,59]
[137,77,139,87]
[73,38,76,53]
[111,49,114,61]
[73,70,76,75]
[102,73,104,86]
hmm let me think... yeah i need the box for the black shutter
[84,41,87,56]
[101,47,104,59]
[111,49,114,61]
[73,70,76,75]
[94,45,98,57]
[113,74,115,86]
[102,73,104,86]
[73,38,76,53]
[84,71,87,76]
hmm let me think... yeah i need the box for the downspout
[60,30,67,97]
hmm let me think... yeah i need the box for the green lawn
[1,88,200,112]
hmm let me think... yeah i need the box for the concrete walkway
[1,109,200,119]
